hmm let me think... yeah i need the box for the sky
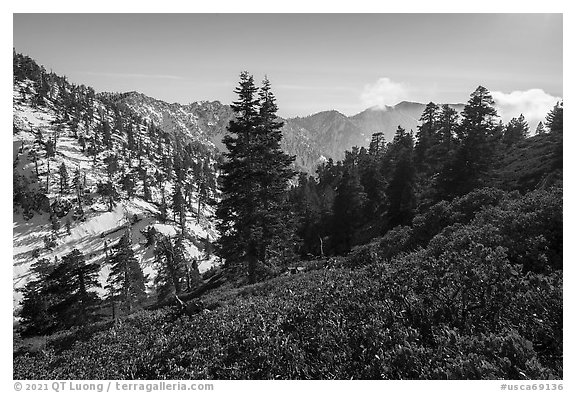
[13,13,562,123]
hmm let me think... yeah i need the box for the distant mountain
[114,95,466,170]
[283,102,465,162]
[351,102,426,142]
[350,101,466,151]
[112,91,234,151]
[115,92,327,173]
[286,110,365,161]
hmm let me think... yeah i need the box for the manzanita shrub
[14,187,562,379]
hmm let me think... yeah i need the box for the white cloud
[361,77,409,109]
[492,89,562,130]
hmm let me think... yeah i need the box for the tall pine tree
[216,73,295,283]
[437,86,498,198]
[45,249,101,329]
[106,232,146,315]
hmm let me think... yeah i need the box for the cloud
[361,77,409,109]
[492,89,562,129]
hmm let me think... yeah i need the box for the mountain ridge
[114,90,465,168]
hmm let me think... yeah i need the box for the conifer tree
[414,102,440,171]
[102,120,113,149]
[154,233,200,300]
[121,172,136,199]
[153,234,188,301]
[386,126,416,228]
[502,114,529,146]
[45,249,100,329]
[97,181,119,212]
[58,162,69,194]
[332,165,366,254]
[72,167,83,213]
[104,154,119,180]
[29,148,40,179]
[216,72,260,280]
[437,104,459,154]
[143,173,152,202]
[216,73,295,282]
[172,184,186,230]
[368,132,386,156]
[545,102,563,170]
[78,134,86,152]
[546,101,563,136]
[290,173,323,257]
[437,86,498,198]
[106,232,146,314]
[253,77,297,266]
[18,258,57,336]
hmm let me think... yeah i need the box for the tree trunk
[197,194,202,224]
[247,240,257,284]
[46,158,50,193]
[34,155,39,179]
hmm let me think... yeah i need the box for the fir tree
[368,132,386,156]
[78,134,86,152]
[106,232,146,315]
[104,154,119,180]
[216,72,261,281]
[253,77,297,266]
[58,162,69,194]
[503,114,529,146]
[143,173,152,202]
[386,127,416,229]
[437,104,459,155]
[216,73,295,282]
[438,86,498,198]
[546,101,563,136]
[18,258,57,336]
[72,167,83,213]
[121,172,136,199]
[97,181,119,212]
[153,234,188,301]
[45,249,100,329]
[102,120,113,149]
[545,102,563,170]
[414,102,440,172]
[171,183,186,230]
[332,165,367,254]
[29,148,40,179]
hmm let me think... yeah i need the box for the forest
[13,51,563,379]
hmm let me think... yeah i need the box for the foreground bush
[14,259,561,379]
[14,187,562,379]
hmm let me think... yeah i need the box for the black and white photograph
[10,10,564,385]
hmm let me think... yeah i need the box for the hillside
[104,92,465,171]
[13,55,220,311]
[13,186,563,379]
[12,52,563,381]
[351,102,465,144]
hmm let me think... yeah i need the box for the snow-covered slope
[13,77,219,311]
[116,92,326,173]
[115,92,233,152]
